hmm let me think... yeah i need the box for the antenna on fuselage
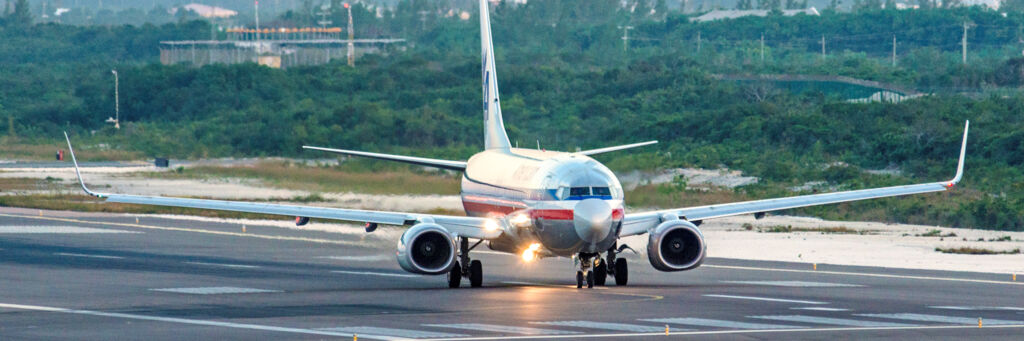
[536,140,541,150]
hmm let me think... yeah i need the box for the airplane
[63,0,970,289]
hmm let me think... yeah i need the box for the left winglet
[63,132,102,198]
[946,120,969,188]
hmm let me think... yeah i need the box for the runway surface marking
[331,270,422,278]
[0,225,139,234]
[183,261,260,269]
[930,306,1024,311]
[749,315,915,327]
[424,323,580,335]
[54,252,124,259]
[722,280,862,287]
[417,324,1024,340]
[149,287,282,295]
[0,213,367,246]
[531,321,677,332]
[639,317,802,330]
[317,255,391,261]
[791,307,850,312]
[0,302,394,340]
[319,326,468,339]
[703,264,1024,286]
[856,313,1024,325]
[703,294,827,305]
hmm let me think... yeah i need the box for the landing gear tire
[469,260,483,288]
[576,271,584,288]
[594,259,608,286]
[614,258,628,286]
[586,270,594,288]
[448,261,462,288]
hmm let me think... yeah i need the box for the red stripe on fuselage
[530,209,574,220]
[462,200,520,217]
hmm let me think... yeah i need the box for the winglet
[946,120,969,188]
[63,132,102,197]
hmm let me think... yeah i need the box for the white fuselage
[460,148,625,257]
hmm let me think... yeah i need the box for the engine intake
[396,223,456,275]
[647,219,706,272]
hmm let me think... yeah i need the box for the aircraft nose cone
[574,199,613,244]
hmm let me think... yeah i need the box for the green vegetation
[756,225,874,234]
[1,4,1023,230]
[934,246,1021,255]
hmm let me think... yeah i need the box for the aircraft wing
[621,121,969,237]
[303,146,467,171]
[63,134,501,240]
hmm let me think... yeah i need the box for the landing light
[484,219,501,231]
[509,214,530,227]
[521,243,542,262]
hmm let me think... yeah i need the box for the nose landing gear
[448,237,483,288]
[576,253,597,288]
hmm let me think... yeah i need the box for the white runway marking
[640,317,802,330]
[791,307,850,312]
[532,320,675,332]
[857,313,1024,325]
[0,225,138,234]
[0,302,394,340]
[750,315,914,327]
[930,306,1024,311]
[319,326,467,339]
[54,252,124,259]
[424,323,579,335]
[723,280,862,288]
[184,261,260,269]
[703,294,827,305]
[331,270,421,278]
[150,287,281,295]
[318,255,391,262]
[703,264,1024,287]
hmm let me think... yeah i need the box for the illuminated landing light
[484,219,501,231]
[509,214,531,227]
[521,243,542,262]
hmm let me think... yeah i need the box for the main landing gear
[577,243,629,289]
[448,237,483,288]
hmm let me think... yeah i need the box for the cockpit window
[591,187,611,196]
[570,187,590,196]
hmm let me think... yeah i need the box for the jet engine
[396,223,457,275]
[647,219,706,272]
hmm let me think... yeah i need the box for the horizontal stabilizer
[303,146,467,171]
[577,140,658,156]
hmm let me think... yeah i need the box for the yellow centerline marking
[0,212,365,247]
[703,264,1024,286]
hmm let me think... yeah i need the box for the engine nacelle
[396,223,457,275]
[647,219,707,272]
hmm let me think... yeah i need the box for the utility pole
[619,25,634,52]
[316,2,332,63]
[696,31,701,53]
[820,35,826,60]
[892,35,896,67]
[111,70,120,129]
[962,21,969,64]
[760,33,765,63]
[346,2,354,67]
[418,10,429,31]
[255,0,261,61]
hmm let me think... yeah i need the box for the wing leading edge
[64,133,499,239]
[621,120,970,237]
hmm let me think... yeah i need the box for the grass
[756,225,875,235]
[0,138,143,161]
[919,229,958,237]
[934,247,1022,255]
[141,161,462,195]
[0,177,59,192]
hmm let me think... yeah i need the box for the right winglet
[63,132,102,198]
[946,120,969,187]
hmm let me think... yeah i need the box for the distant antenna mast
[346,2,354,67]
[255,0,261,60]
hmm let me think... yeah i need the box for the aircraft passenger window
[570,187,590,196]
[591,187,611,196]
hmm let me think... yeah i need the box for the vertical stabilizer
[480,0,512,150]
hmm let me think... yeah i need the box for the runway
[0,206,1021,340]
